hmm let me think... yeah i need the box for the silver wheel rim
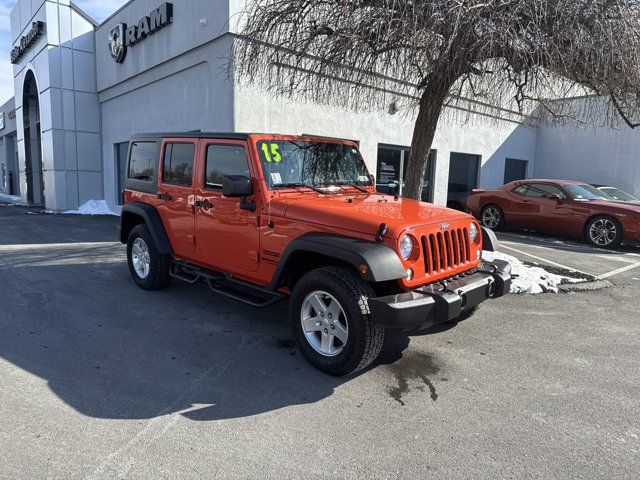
[300,291,348,357]
[131,238,151,279]
[589,219,617,246]
[482,207,501,229]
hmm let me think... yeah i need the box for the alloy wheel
[589,219,617,246]
[131,238,151,278]
[482,207,501,229]
[300,290,349,357]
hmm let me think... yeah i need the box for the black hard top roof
[131,132,252,140]
[129,132,358,142]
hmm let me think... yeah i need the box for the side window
[162,143,195,187]
[526,183,567,199]
[205,145,250,189]
[128,142,157,181]
[512,185,528,196]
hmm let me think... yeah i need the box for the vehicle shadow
[0,248,415,421]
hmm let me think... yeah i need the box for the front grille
[420,228,471,275]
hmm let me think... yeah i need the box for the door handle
[157,193,172,201]
[194,200,213,210]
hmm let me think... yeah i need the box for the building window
[205,145,250,189]
[448,152,480,193]
[162,143,195,187]
[376,145,435,201]
[504,158,528,184]
[115,142,128,205]
[128,142,158,181]
[1,162,6,189]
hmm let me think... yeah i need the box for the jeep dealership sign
[108,3,173,63]
[10,21,44,64]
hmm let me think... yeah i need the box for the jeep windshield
[256,140,372,191]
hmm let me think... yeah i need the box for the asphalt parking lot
[1,203,639,479]
[495,230,640,282]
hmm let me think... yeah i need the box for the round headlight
[469,222,479,243]
[399,235,414,260]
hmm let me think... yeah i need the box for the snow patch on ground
[483,250,586,294]
[63,200,118,216]
[0,193,24,205]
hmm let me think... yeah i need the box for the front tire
[290,266,385,376]
[585,216,623,248]
[127,224,172,290]
[481,204,505,231]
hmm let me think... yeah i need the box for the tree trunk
[403,76,455,200]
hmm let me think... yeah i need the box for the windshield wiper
[331,181,368,193]
[272,182,327,194]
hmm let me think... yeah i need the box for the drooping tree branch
[232,0,640,199]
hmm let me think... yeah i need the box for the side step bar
[170,261,285,308]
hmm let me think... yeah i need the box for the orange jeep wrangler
[119,133,511,375]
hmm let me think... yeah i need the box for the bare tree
[233,0,640,199]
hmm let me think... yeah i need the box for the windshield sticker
[261,143,282,163]
[270,172,282,184]
[358,175,369,182]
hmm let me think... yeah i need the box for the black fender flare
[481,226,499,252]
[268,233,407,290]
[119,202,173,255]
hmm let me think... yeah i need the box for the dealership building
[2,0,639,210]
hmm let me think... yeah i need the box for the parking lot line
[597,262,640,280]
[499,244,594,277]
[0,242,120,251]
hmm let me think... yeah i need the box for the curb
[559,280,614,293]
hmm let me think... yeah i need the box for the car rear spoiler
[468,189,486,195]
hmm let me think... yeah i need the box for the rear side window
[512,185,528,196]
[128,142,157,181]
[162,143,195,186]
[524,183,567,199]
[205,145,250,189]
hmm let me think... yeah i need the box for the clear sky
[0,0,127,105]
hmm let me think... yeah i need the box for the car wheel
[127,224,172,290]
[585,216,623,248]
[289,266,385,376]
[481,204,505,231]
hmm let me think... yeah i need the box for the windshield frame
[252,136,373,192]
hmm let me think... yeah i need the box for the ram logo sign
[108,24,126,63]
[108,3,173,63]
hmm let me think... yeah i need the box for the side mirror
[548,193,562,201]
[222,175,252,197]
[222,175,255,211]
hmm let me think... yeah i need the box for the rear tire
[481,204,505,231]
[289,266,385,376]
[127,224,172,290]
[585,215,623,248]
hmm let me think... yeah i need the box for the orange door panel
[194,140,260,273]
[156,139,197,255]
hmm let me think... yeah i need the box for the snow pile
[63,200,118,216]
[483,250,586,294]
[0,193,24,204]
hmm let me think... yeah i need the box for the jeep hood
[274,194,474,239]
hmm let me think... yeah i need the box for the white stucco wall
[535,123,640,197]
[234,85,537,205]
